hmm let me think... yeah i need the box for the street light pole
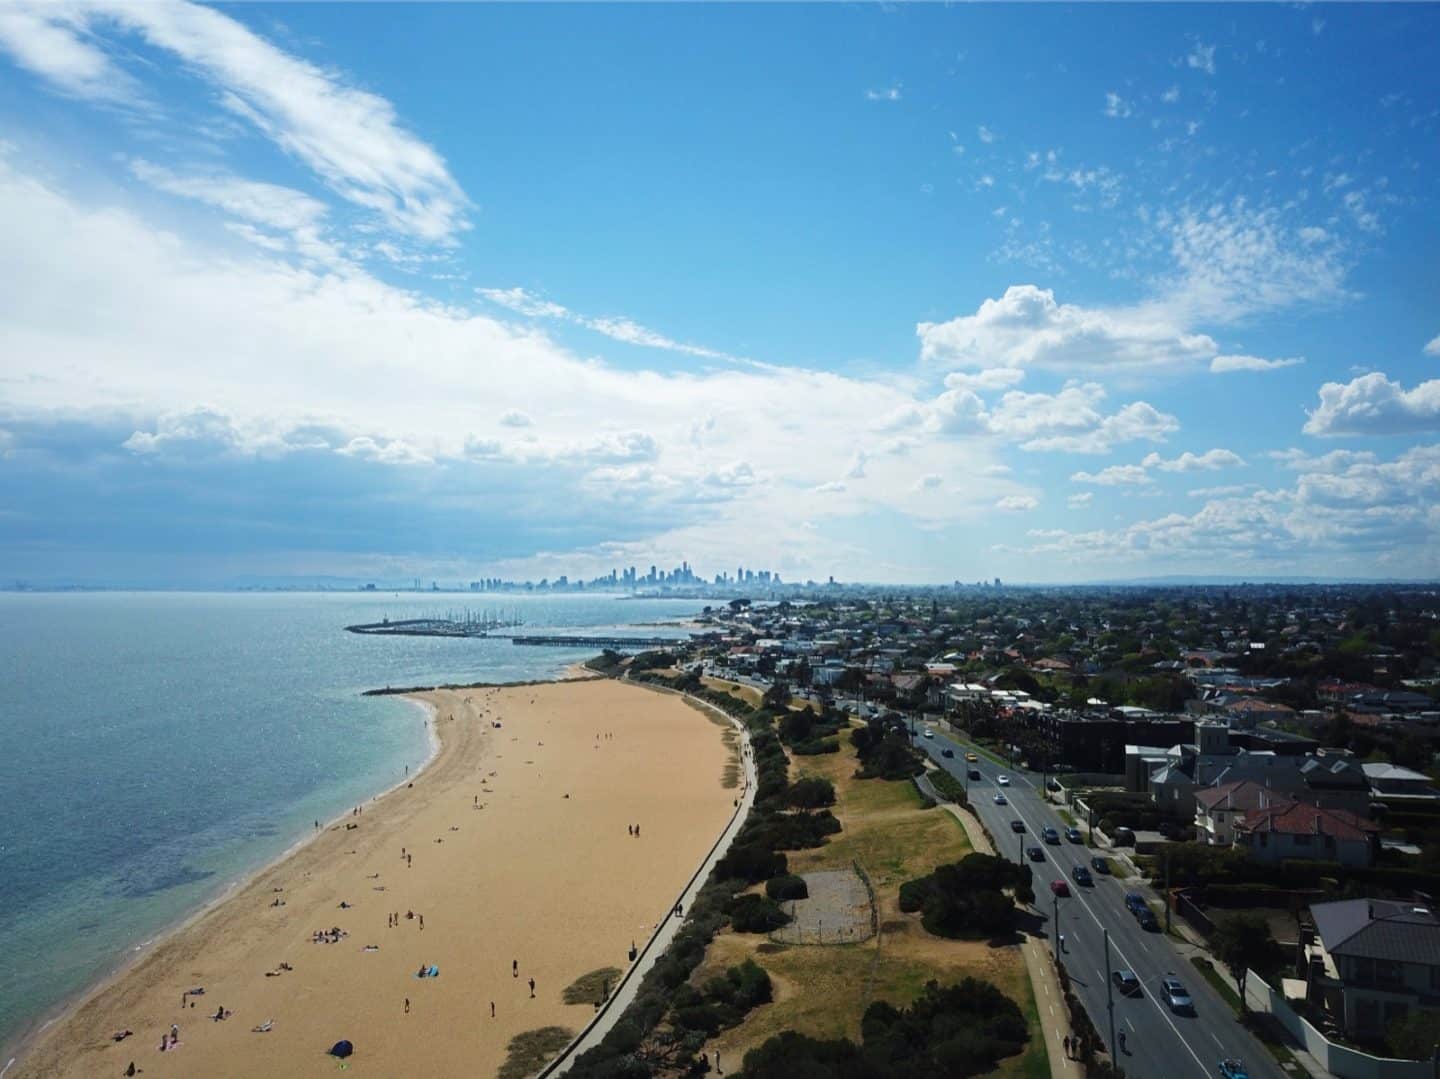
[1164,851,1172,934]
[1104,928,1117,1064]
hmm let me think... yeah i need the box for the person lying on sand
[111,1029,133,1042]
[251,1020,273,1033]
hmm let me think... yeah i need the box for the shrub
[792,738,840,756]
[901,853,1033,938]
[715,842,787,884]
[765,873,810,901]
[788,776,837,808]
[727,893,792,933]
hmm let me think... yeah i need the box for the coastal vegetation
[851,714,927,780]
[740,978,1030,1078]
[898,854,1035,939]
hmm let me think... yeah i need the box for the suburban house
[1232,802,1379,867]
[1193,779,1294,847]
[1363,762,1440,805]
[1304,899,1440,1038]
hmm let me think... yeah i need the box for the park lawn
[702,675,764,708]
[697,741,1044,1076]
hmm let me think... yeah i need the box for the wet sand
[12,677,736,1078]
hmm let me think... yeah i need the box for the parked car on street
[1124,892,1148,915]
[1091,856,1110,874]
[1042,826,1060,844]
[1138,909,1160,931]
[1065,827,1083,843]
[1071,864,1093,886]
[1111,970,1141,996]
[941,748,954,758]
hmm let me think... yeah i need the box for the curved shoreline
[9,674,737,1079]
[0,691,442,1075]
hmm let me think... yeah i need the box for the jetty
[509,635,687,649]
[345,609,523,638]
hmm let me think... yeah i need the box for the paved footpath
[918,772,1084,1079]
[544,692,759,1075]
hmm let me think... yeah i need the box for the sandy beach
[12,677,738,1079]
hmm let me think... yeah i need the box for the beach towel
[428,965,439,977]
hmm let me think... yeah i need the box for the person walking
[512,959,518,978]
[404,998,410,1014]
[1063,1035,1071,1058]
[490,1001,495,1018]
[528,977,536,999]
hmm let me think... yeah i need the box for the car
[968,768,982,780]
[1111,970,1141,996]
[1065,826,1083,843]
[941,747,954,758]
[1162,978,1193,1013]
[993,792,1008,805]
[923,729,934,739]
[1137,909,1160,931]
[1041,826,1060,844]
[1046,777,1062,791]
[1010,819,1026,833]
[996,775,1010,786]
[965,752,978,762]
[1124,892,1148,915]
[1050,879,1070,897]
[1091,855,1110,874]
[1027,846,1045,861]
[1218,1060,1250,1079]
[1071,864,1093,886]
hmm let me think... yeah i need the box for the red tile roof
[1235,802,1378,842]
[1194,780,1295,814]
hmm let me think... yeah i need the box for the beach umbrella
[328,1040,354,1059]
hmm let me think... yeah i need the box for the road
[916,724,1286,1079]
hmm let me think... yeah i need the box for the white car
[993,792,1007,805]
[923,729,934,739]
[997,774,1010,786]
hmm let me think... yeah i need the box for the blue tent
[328,1040,354,1059]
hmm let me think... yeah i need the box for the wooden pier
[508,635,687,649]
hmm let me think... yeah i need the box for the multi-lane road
[916,724,1288,1079]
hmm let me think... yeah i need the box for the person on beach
[418,914,424,930]
[124,1062,137,1076]
[404,998,410,1014]
[490,1001,495,1018]
[512,959,518,977]
[529,977,535,998]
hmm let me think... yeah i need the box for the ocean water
[0,591,699,1057]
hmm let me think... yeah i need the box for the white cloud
[1161,85,1180,104]
[1071,464,1152,486]
[865,85,901,102]
[1304,373,1440,437]
[128,159,327,233]
[1186,42,1216,75]
[977,124,996,144]
[1067,492,1093,509]
[0,3,141,103]
[3,1,469,243]
[918,285,1217,373]
[984,384,1180,454]
[1103,92,1133,119]
[996,495,1038,512]
[914,473,943,491]
[1142,449,1245,472]
[479,285,742,363]
[942,368,1026,393]
[1423,334,1440,357]
[498,410,532,428]
[1210,354,1305,373]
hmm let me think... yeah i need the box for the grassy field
[696,742,1046,1076]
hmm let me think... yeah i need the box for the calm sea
[0,590,699,1058]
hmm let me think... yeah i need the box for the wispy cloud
[1425,334,1440,357]
[477,286,744,364]
[1210,354,1305,373]
[865,85,901,102]
[1186,42,1216,75]
[0,1,469,244]
[1103,91,1133,119]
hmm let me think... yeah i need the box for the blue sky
[1,2,1438,585]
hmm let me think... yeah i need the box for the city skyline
[1,4,1438,585]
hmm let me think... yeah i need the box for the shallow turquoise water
[0,591,697,1056]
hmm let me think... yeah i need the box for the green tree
[1210,913,1285,1010]
[1386,1010,1440,1061]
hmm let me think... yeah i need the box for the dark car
[968,767,982,780]
[1065,826,1083,843]
[1091,856,1110,874]
[1137,909,1160,931]
[1111,970,1140,996]
[1011,819,1026,833]
[1027,846,1045,861]
[941,748,954,758]
[1046,777,1062,791]
[1218,1060,1250,1079]
[1071,864,1093,886]
[1124,892,1148,915]
[1041,826,1060,845]
[1050,879,1070,897]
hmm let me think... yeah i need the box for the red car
[1050,879,1070,897]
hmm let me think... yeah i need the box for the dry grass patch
[498,1026,573,1079]
[561,966,622,1006]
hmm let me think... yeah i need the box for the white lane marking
[942,740,1213,1079]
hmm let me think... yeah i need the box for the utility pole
[1104,928,1117,1064]
[1164,851,1172,933]
[1053,891,1060,954]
